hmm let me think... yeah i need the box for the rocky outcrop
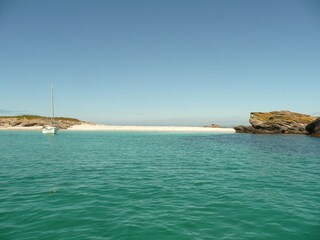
[234,126,255,133]
[234,111,316,134]
[306,118,320,136]
[204,124,223,128]
[0,115,87,129]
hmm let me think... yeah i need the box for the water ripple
[0,132,319,239]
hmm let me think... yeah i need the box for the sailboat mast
[51,84,55,125]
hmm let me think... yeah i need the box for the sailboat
[42,85,58,134]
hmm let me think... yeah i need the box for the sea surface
[0,131,319,240]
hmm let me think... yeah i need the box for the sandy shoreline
[68,123,235,132]
[0,123,235,133]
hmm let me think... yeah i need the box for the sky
[0,0,319,126]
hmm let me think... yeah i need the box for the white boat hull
[42,126,58,134]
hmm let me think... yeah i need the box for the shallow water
[0,131,319,239]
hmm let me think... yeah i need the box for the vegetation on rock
[0,115,85,129]
[235,111,316,134]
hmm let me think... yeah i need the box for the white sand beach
[0,123,235,133]
[67,123,236,133]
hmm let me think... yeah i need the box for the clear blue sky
[1,0,319,126]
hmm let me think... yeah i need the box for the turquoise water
[0,131,319,240]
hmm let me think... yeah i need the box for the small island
[2,112,319,135]
[234,111,320,136]
[0,115,86,129]
[0,115,235,133]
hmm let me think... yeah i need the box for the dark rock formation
[0,115,87,129]
[204,124,223,128]
[234,111,316,134]
[234,126,255,133]
[306,118,320,136]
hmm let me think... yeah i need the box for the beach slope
[68,123,235,133]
